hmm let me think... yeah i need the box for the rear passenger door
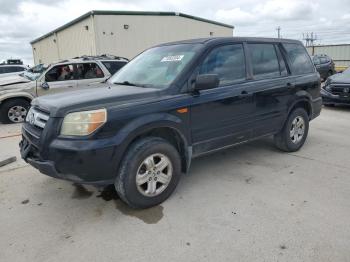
[76,62,107,88]
[246,43,293,137]
[190,43,256,156]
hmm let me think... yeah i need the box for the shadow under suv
[20,37,322,208]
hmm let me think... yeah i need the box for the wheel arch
[288,92,313,119]
[114,113,192,174]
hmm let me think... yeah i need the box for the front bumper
[321,88,350,105]
[20,126,120,186]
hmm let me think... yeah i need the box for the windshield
[21,64,48,81]
[110,44,201,88]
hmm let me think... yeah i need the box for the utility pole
[276,26,281,38]
[303,32,317,47]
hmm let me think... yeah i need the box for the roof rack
[72,54,129,61]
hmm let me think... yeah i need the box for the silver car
[0,64,29,78]
[0,55,128,123]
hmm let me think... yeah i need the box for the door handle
[238,90,251,98]
[286,83,294,89]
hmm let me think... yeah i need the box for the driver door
[37,64,77,96]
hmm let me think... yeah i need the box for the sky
[1,0,350,65]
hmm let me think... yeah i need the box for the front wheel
[0,98,30,124]
[274,108,309,152]
[115,137,182,209]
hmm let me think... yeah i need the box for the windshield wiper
[113,81,145,87]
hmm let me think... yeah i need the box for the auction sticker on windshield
[161,55,184,62]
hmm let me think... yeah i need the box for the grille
[330,84,350,96]
[26,107,49,130]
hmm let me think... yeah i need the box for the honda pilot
[20,37,322,208]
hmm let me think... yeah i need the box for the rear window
[102,61,127,75]
[283,43,314,75]
[0,66,24,74]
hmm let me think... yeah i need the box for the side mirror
[41,82,49,90]
[194,74,219,91]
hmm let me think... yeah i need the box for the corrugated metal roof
[30,10,234,44]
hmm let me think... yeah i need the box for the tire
[115,137,182,209]
[0,98,30,124]
[274,108,309,152]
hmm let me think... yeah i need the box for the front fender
[0,91,35,104]
[112,112,191,173]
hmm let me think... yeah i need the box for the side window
[0,67,5,74]
[102,61,127,75]
[199,44,246,86]
[283,43,314,75]
[275,46,288,76]
[76,63,104,79]
[45,64,74,82]
[248,43,280,79]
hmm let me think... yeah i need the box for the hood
[32,84,164,117]
[0,74,31,87]
[328,72,350,84]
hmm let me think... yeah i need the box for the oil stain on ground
[71,183,93,199]
[115,200,164,224]
[96,185,119,201]
[97,185,164,224]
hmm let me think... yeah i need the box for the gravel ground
[0,106,349,262]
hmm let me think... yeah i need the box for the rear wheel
[115,137,182,209]
[274,108,309,152]
[0,99,30,124]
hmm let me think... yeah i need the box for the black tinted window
[249,44,280,79]
[283,43,314,75]
[102,61,127,75]
[199,44,246,86]
[76,63,104,79]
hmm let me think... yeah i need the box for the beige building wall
[94,15,233,59]
[56,16,96,61]
[32,16,96,65]
[31,13,233,64]
[307,45,350,69]
[32,34,60,65]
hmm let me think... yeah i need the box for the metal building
[306,44,350,71]
[31,10,234,65]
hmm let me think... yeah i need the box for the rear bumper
[311,97,323,119]
[321,88,350,105]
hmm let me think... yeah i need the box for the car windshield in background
[110,44,201,88]
[21,64,48,81]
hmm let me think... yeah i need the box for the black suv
[312,54,335,80]
[20,37,322,208]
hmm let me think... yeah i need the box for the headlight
[61,109,107,136]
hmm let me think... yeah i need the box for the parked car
[312,54,335,80]
[20,37,321,208]
[0,64,29,78]
[321,66,350,106]
[0,55,128,123]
